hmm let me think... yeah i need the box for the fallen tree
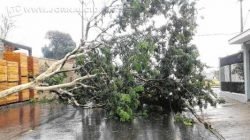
[0,0,223,122]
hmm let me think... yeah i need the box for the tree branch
[0,82,35,98]
[34,74,101,91]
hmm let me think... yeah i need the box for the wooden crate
[0,82,8,105]
[3,52,28,77]
[7,61,19,82]
[28,56,39,77]
[19,77,30,101]
[8,82,18,87]
[0,60,7,82]
[30,89,39,99]
[21,76,28,84]
[19,89,30,101]
[20,67,28,77]
[0,82,8,91]
[0,82,19,105]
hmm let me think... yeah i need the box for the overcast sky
[0,0,250,70]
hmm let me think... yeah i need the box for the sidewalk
[199,89,250,140]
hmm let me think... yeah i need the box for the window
[231,63,244,82]
[220,65,230,82]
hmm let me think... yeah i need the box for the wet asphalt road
[0,103,217,140]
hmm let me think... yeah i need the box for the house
[220,29,250,102]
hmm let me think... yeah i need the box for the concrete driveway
[199,88,250,140]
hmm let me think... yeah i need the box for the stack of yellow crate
[3,52,29,101]
[0,51,40,105]
[3,52,28,76]
[0,60,19,105]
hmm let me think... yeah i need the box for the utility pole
[240,0,243,32]
[81,0,84,40]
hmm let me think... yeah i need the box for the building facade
[220,29,250,102]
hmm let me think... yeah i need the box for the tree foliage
[42,31,76,59]
[44,73,67,86]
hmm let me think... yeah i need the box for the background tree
[42,31,76,59]
[0,14,15,39]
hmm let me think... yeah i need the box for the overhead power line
[196,32,239,37]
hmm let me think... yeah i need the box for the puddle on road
[0,103,217,140]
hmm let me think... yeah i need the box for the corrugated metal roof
[0,38,32,56]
